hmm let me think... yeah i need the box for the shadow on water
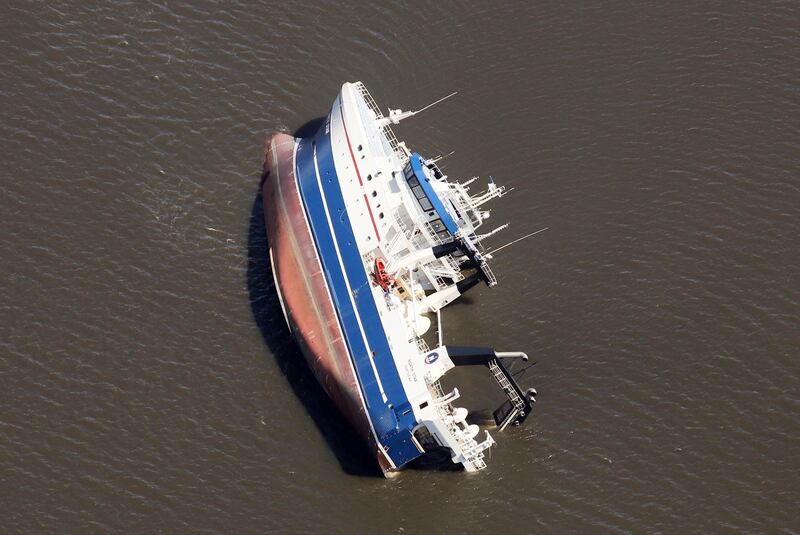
[292,117,325,139]
[246,120,381,477]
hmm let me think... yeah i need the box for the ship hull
[261,132,395,474]
[258,82,531,475]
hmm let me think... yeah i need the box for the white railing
[354,82,407,162]
[481,261,497,287]
[429,379,446,399]
[419,263,447,292]
[393,212,414,241]
[426,380,489,471]
[447,186,482,230]
[384,228,405,257]
[428,269,456,287]
[391,214,449,291]
[427,260,464,285]
[423,221,445,245]
[489,360,524,412]
[461,435,492,470]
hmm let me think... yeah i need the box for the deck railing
[427,380,489,471]
[354,82,407,162]
[481,261,498,287]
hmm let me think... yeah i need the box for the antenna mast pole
[378,91,459,126]
[485,227,549,256]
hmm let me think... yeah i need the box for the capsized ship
[262,82,536,475]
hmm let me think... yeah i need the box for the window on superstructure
[405,163,448,234]
[429,219,445,234]
[427,218,450,242]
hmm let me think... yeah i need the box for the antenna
[484,227,549,257]
[378,91,459,127]
[415,91,458,114]
[430,150,455,163]
[475,223,510,242]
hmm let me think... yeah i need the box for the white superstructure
[324,82,535,471]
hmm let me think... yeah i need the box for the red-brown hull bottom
[261,133,394,475]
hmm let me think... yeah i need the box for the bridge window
[404,161,453,241]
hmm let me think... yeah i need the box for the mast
[376,92,458,127]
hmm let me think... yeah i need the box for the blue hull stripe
[293,112,422,466]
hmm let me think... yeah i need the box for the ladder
[488,359,526,430]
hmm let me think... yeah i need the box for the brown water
[2,1,799,533]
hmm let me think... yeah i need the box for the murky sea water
[2,1,798,533]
